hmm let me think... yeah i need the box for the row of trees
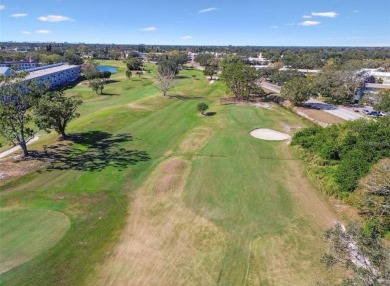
[0,50,84,66]
[0,75,82,156]
[262,47,390,70]
[280,68,364,105]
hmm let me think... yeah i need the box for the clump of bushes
[197,102,209,115]
[291,117,390,194]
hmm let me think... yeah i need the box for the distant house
[279,67,320,74]
[248,53,269,66]
[0,61,37,71]
[0,67,11,77]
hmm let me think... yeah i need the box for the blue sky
[0,0,389,46]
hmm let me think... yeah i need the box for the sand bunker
[250,128,290,141]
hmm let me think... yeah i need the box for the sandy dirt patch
[250,128,290,141]
[127,102,151,110]
[252,102,273,109]
[294,107,344,127]
[91,157,227,286]
[0,158,47,186]
[178,128,212,154]
[90,128,226,285]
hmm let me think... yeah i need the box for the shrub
[197,102,209,115]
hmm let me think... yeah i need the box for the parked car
[379,111,388,117]
[369,110,379,117]
[362,109,371,115]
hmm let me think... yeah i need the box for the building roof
[371,71,390,77]
[0,67,11,75]
[23,64,80,81]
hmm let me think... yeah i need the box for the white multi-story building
[22,63,80,89]
[359,68,390,85]
[0,61,37,71]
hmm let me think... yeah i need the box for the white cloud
[285,23,295,26]
[270,26,278,29]
[35,30,51,34]
[199,7,218,13]
[303,15,312,19]
[311,12,338,18]
[21,31,31,34]
[182,35,193,40]
[0,5,5,10]
[299,21,321,26]
[38,15,73,22]
[141,26,157,32]
[353,10,359,13]
[10,13,28,17]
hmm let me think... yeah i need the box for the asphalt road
[260,81,281,93]
[305,99,363,121]
[260,81,363,121]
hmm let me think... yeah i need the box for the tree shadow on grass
[106,80,121,84]
[176,75,190,79]
[33,131,150,172]
[205,112,217,116]
[304,102,337,110]
[101,92,119,96]
[170,95,203,100]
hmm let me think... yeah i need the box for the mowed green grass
[184,105,335,285]
[0,61,339,285]
[0,209,70,275]
[0,63,225,285]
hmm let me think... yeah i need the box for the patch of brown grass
[178,128,212,154]
[0,158,47,186]
[126,102,151,110]
[90,127,226,285]
[295,107,345,125]
[91,157,227,285]
[279,143,336,228]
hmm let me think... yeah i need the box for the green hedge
[292,117,390,194]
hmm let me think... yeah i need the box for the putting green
[0,209,70,274]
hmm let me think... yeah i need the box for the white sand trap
[250,128,290,141]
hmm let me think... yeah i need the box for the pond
[96,65,118,74]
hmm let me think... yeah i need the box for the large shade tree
[313,70,363,104]
[126,57,143,71]
[0,74,48,157]
[203,60,219,81]
[34,91,83,138]
[220,56,258,99]
[281,77,314,106]
[155,60,177,97]
[195,53,215,66]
